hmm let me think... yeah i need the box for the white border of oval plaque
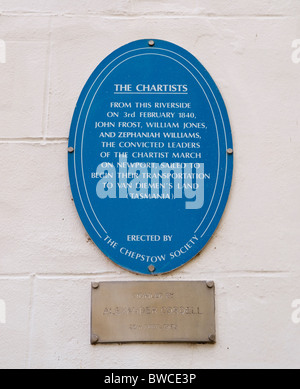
[68,39,234,275]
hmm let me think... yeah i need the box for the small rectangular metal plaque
[91,281,215,344]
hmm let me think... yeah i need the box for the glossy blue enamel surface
[68,39,233,275]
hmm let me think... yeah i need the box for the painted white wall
[0,0,300,369]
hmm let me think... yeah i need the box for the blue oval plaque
[68,39,233,275]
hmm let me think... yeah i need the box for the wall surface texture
[0,0,300,369]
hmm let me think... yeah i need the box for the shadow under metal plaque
[68,39,234,275]
[91,281,215,344]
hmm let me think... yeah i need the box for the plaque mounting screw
[206,281,215,289]
[68,147,74,153]
[91,334,99,345]
[227,148,233,155]
[148,265,156,273]
[209,334,216,343]
[92,282,99,289]
[148,40,155,47]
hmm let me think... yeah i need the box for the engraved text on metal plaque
[91,281,215,343]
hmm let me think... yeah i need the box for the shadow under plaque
[91,281,216,344]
